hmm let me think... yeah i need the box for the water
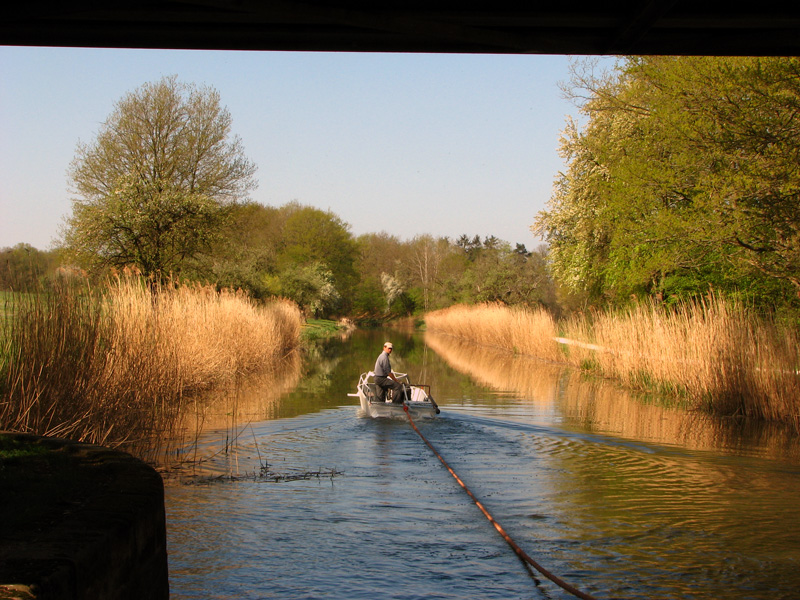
[164,330,800,599]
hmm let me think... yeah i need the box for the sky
[1,46,594,252]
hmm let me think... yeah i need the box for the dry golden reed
[424,329,566,404]
[424,303,562,362]
[106,276,302,392]
[425,299,800,426]
[0,275,303,459]
[425,330,800,458]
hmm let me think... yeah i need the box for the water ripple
[165,330,800,600]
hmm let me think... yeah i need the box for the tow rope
[403,405,600,600]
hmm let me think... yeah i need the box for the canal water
[164,329,800,600]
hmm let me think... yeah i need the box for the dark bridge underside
[3,1,800,56]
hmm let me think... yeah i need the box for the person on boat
[374,342,405,403]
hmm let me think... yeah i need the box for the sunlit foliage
[536,57,800,315]
[63,75,257,279]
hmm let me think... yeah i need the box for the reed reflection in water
[163,350,303,473]
[425,330,800,599]
[425,331,800,458]
[165,329,800,600]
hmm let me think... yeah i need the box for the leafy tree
[356,232,405,283]
[350,277,386,318]
[536,57,800,311]
[267,262,340,318]
[380,272,404,311]
[381,234,556,312]
[454,239,555,308]
[191,201,283,298]
[351,233,411,318]
[63,75,257,278]
[455,234,483,262]
[276,203,359,312]
[65,178,229,278]
[405,235,453,312]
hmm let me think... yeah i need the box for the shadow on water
[164,328,800,600]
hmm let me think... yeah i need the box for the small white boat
[348,371,440,418]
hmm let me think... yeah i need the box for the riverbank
[0,276,303,462]
[425,300,800,427]
[0,432,168,600]
[301,318,355,341]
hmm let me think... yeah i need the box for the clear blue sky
[1,46,594,251]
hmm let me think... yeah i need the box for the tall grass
[424,330,800,458]
[425,299,800,427]
[0,275,302,460]
[424,303,562,362]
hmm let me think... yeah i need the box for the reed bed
[425,330,800,458]
[424,303,562,362]
[425,299,800,427]
[423,329,566,403]
[106,277,302,392]
[0,275,303,461]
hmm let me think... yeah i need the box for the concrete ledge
[0,432,169,600]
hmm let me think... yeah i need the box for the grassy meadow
[0,275,302,462]
[425,300,800,427]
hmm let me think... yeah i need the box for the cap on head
[384,342,393,349]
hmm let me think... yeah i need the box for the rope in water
[403,405,600,600]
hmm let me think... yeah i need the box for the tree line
[198,204,556,318]
[1,207,554,320]
[7,59,800,323]
[2,75,553,319]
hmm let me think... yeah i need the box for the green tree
[536,57,800,310]
[276,203,358,313]
[455,234,483,262]
[266,261,340,318]
[405,235,453,312]
[350,233,413,318]
[63,75,257,278]
[192,201,284,298]
[453,238,556,308]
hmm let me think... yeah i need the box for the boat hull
[349,372,439,418]
[360,397,438,419]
